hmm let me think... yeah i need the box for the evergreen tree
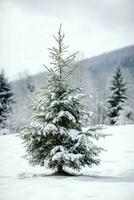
[0,70,14,129]
[108,67,127,125]
[20,25,104,175]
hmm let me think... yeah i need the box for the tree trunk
[55,165,74,176]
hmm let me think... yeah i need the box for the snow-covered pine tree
[108,67,127,125]
[0,70,14,129]
[20,25,104,175]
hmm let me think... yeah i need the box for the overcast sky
[0,0,134,80]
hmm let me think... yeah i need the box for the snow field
[0,125,134,200]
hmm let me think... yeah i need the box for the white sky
[0,0,134,80]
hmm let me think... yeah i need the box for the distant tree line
[0,63,133,133]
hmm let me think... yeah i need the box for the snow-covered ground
[0,125,134,200]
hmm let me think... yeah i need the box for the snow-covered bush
[117,104,134,125]
[0,128,10,135]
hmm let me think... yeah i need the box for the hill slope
[13,44,134,89]
[10,45,134,130]
[78,44,134,81]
